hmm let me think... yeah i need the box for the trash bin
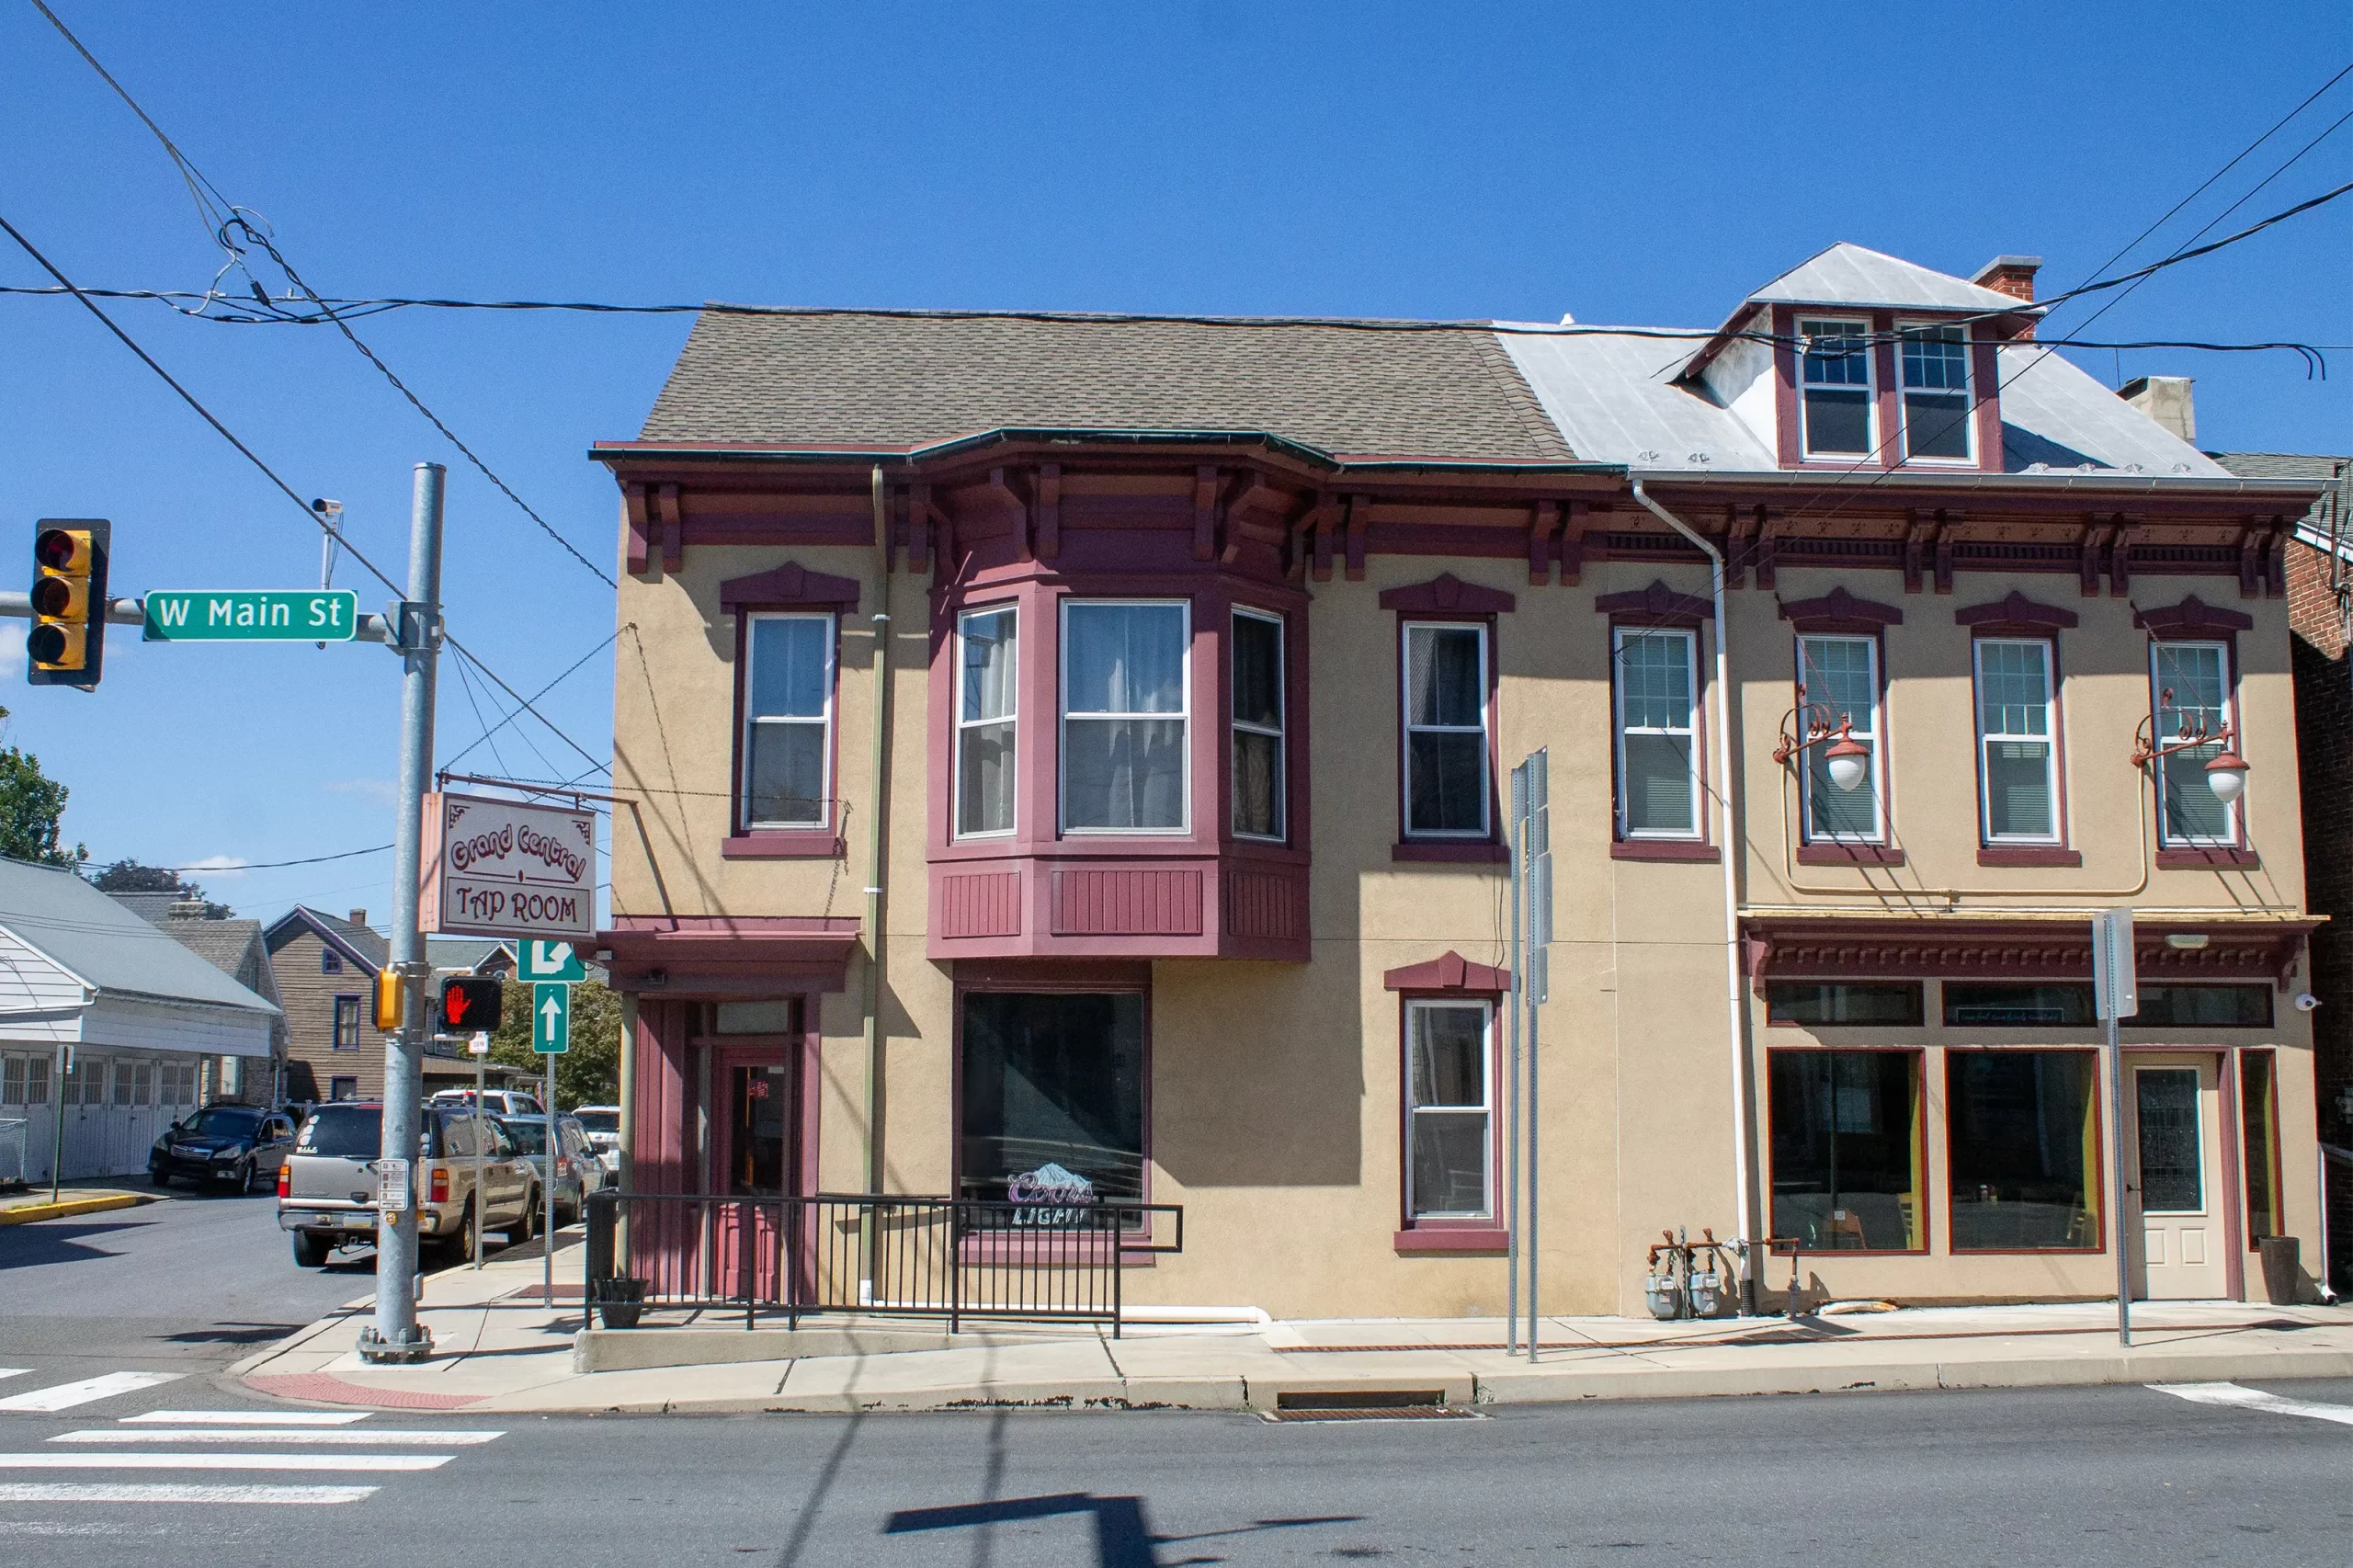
[594,1276,645,1330]
[2258,1234,2301,1306]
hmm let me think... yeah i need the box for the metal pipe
[862,465,893,1199]
[1630,479,1757,1303]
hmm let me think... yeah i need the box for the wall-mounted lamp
[2164,933,2210,950]
[1773,688,1870,793]
[2132,687,2247,804]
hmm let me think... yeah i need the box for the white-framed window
[1231,608,1286,841]
[1405,998,1494,1220]
[23,1053,51,1106]
[1974,639,2061,844]
[1614,627,1701,839]
[2151,640,2236,846]
[1800,317,1874,459]
[1798,634,1884,842]
[956,606,1018,837]
[1402,621,1490,837]
[1899,323,1972,462]
[1060,599,1189,833]
[1,1055,24,1106]
[741,611,835,829]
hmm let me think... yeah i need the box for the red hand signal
[445,989,470,1025]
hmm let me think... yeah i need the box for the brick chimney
[348,908,368,927]
[2119,376,2197,445]
[1972,255,2042,340]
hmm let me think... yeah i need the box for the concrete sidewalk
[229,1244,2353,1415]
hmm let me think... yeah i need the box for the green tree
[90,858,231,916]
[486,975,621,1110]
[0,722,84,869]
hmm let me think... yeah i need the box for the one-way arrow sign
[518,939,586,983]
[532,982,570,1055]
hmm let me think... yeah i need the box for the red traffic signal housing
[438,975,503,1034]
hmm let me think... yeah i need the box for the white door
[2129,1056,2230,1300]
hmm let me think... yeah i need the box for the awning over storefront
[1742,913,2323,993]
[598,915,861,997]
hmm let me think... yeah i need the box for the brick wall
[2288,538,2353,1287]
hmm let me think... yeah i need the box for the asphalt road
[6,1197,2353,1564]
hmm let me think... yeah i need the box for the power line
[92,844,392,874]
[440,626,623,775]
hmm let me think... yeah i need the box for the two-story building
[590,244,2332,1316]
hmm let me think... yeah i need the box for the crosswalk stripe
[0,1372,184,1413]
[123,1410,369,1426]
[55,1428,503,1446]
[0,1483,378,1506]
[0,1372,29,1384]
[2153,1381,2353,1426]
[0,1452,450,1472]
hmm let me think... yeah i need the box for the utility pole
[359,462,444,1364]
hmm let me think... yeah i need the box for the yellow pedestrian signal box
[28,519,108,689]
[374,968,404,1033]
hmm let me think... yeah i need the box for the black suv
[150,1104,298,1194]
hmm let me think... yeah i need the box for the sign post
[2094,907,2139,1346]
[532,981,570,1308]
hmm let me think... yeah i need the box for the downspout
[1631,478,1757,1309]
[862,464,893,1196]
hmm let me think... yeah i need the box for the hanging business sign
[419,791,597,940]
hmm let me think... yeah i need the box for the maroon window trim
[1968,631,2074,862]
[2139,613,2250,860]
[1392,974,1506,1252]
[1386,575,1509,858]
[724,560,860,857]
[1943,1046,2108,1256]
[1955,590,2078,638]
[1606,610,1715,856]
[1779,585,1904,636]
[1791,626,1895,850]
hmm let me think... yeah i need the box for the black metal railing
[584,1191,1183,1335]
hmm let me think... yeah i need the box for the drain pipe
[1631,479,1756,1310]
[862,465,894,1197]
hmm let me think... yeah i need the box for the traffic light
[28,519,108,689]
[438,975,503,1034]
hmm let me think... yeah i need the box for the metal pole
[544,1052,556,1309]
[2109,1004,2131,1346]
[48,1043,64,1202]
[360,461,443,1364]
[1526,966,1540,1363]
[1505,768,1525,1355]
[472,1044,484,1270]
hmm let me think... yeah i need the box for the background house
[108,891,288,1107]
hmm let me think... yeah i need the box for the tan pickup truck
[278,1101,540,1267]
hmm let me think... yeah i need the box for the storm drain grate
[1263,1390,1479,1422]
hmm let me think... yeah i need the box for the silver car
[278,1102,539,1267]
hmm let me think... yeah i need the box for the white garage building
[0,859,280,1183]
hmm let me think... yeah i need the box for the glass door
[712,1051,794,1310]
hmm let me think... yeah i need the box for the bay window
[1613,627,1700,839]
[1061,600,1189,833]
[1973,638,2060,844]
[2151,641,2235,846]
[1800,318,1873,459]
[1231,609,1285,841]
[1797,635,1882,842]
[1402,622,1489,837]
[742,612,835,829]
[956,607,1017,837]
[1405,999,1493,1220]
[1899,324,1972,461]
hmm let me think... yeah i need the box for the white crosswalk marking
[0,1452,449,1472]
[54,1427,503,1446]
[0,1372,29,1384]
[0,1483,377,1506]
[122,1410,369,1426]
[0,1372,183,1413]
[2152,1381,2353,1426]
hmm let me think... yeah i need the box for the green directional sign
[532,982,570,1055]
[517,939,586,983]
[143,589,358,642]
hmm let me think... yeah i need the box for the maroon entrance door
[711,1046,797,1306]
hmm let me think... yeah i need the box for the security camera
[2295,993,2323,1013]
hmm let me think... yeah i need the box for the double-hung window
[1974,639,2060,843]
[1231,609,1285,841]
[1898,324,1972,461]
[742,612,835,829]
[1405,999,1493,1220]
[1061,600,1188,833]
[1614,627,1700,839]
[956,607,1017,837]
[333,995,362,1051]
[1800,318,1873,459]
[2152,641,2235,845]
[1402,623,1489,837]
[1798,635,1882,841]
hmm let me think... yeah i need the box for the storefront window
[1768,983,1923,1028]
[960,992,1145,1213]
[1947,1050,2100,1250]
[2242,1050,2281,1242]
[1943,983,2094,1028]
[1768,1051,1923,1251]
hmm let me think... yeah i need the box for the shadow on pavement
[0,1218,159,1267]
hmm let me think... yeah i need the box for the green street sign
[143,589,359,642]
[517,939,586,983]
[532,982,570,1054]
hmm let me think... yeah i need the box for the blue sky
[1,0,2347,927]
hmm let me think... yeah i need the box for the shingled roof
[636,310,1580,465]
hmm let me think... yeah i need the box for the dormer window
[1899,324,1972,461]
[1799,319,1873,458]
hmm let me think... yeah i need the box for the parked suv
[150,1105,297,1194]
[494,1114,600,1229]
[278,1102,539,1267]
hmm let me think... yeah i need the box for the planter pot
[2258,1235,2302,1306]
[596,1277,647,1330]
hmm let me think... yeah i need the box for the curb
[0,1193,150,1226]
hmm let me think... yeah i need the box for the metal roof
[0,860,278,1014]
[1743,242,2037,314]
[636,309,1577,464]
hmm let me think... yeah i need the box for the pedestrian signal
[438,975,503,1034]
